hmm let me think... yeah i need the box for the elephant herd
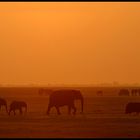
[1,88,140,116]
[0,89,84,116]
[0,99,27,115]
[119,88,140,96]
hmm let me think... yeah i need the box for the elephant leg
[19,108,23,115]
[5,105,8,113]
[71,103,76,115]
[46,104,52,115]
[68,106,71,115]
[55,106,61,115]
[14,110,16,115]
[8,108,12,116]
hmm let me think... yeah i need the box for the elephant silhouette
[8,101,27,116]
[46,89,84,115]
[0,98,8,114]
[131,89,138,96]
[125,102,140,114]
[131,89,140,96]
[118,89,129,96]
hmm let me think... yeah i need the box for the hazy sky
[0,2,140,85]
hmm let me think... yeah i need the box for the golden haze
[0,2,140,85]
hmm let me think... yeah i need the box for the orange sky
[0,2,140,86]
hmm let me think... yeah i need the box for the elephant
[118,89,129,96]
[125,102,140,114]
[131,89,138,96]
[46,89,84,115]
[8,101,27,115]
[0,98,8,113]
[131,89,140,96]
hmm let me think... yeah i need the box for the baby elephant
[125,102,140,115]
[8,101,27,116]
[0,98,8,113]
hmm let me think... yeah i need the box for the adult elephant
[131,89,138,96]
[46,89,84,115]
[118,89,129,96]
[0,98,8,113]
[8,101,27,115]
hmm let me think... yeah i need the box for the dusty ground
[0,94,140,138]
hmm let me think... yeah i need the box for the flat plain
[0,87,140,138]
